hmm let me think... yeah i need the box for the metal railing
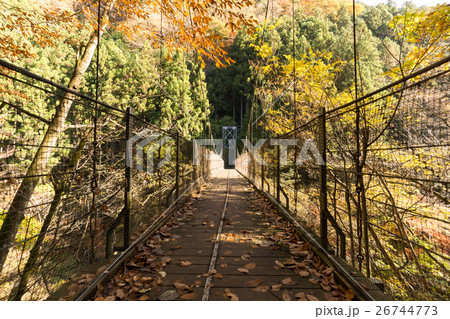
[0,59,211,300]
[236,56,450,300]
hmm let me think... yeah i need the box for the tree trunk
[0,3,113,272]
[9,139,86,300]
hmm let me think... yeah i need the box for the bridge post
[124,107,133,249]
[276,135,280,202]
[261,143,264,190]
[175,132,180,199]
[318,107,328,251]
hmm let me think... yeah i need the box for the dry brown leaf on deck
[180,292,198,300]
[241,254,250,260]
[159,290,179,301]
[104,296,116,301]
[94,297,104,301]
[281,277,297,285]
[174,282,189,290]
[321,283,331,292]
[220,263,228,268]
[224,251,233,255]
[295,292,306,299]
[271,284,282,292]
[324,292,336,301]
[244,263,256,270]
[214,273,223,279]
[282,290,292,301]
[345,289,355,300]
[179,261,192,267]
[142,277,153,281]
[323,267,334,275]
[308,278,319,285]
[237,268,249,274]
[224,288,239,301]
[306,294,319,301]
[138,287,152,293]
[298,270,309,277]
[275,260,285,268]
[252,285,270,293]
[115,289,125,299]
[200,269,217,277]
[138,295,150,301]
[244,279,262,287]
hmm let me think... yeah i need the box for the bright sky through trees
[359,0,449,6]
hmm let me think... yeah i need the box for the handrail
[237,169,376,301]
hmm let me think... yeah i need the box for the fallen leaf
[194,280,202,286]
[174,282,189,290]
[324,292,336,301]
[321,283,331,292]
[214,273,223,279]
[324,267,334,275]
[142,277,153,281]
[241,254,250,260]
[116,289,124,299]
[104,296,116,301]
[224,251,232,255]
[139,288,152,293]
[252,286,270,293]
[159,290,179,301]
[158,271,166,278]
[282,290,292,301]
[281,277,297,285]
[138,295,150,301]
[244,279,262,287]
[237,268,249,274]
[180,292,198,300]
[94,297,104,301]
[298,270,309,277]
[244,263,256,270]
[275,260,285,268]
[271,284,282,292]
[306,294,319,301]
[290,247,308,256]
[223,288,239,301]
[251,245,259,249]
[345,289,355,300]
[219,263,227,268]
[295,292,306,299]
[207,269,217,276]
[179,261,192,267]
[308,278,319,285]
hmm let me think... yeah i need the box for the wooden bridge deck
[92,169,366,301]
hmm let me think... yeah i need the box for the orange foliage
[81,0,257,68]
[0,2,81,60]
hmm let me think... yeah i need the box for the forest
[0,0,449,301]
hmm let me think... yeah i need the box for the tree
[0,0,257,272]
[387,4,450,78]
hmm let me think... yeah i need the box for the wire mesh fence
[236,57,450,300]
[0,60,211,300]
